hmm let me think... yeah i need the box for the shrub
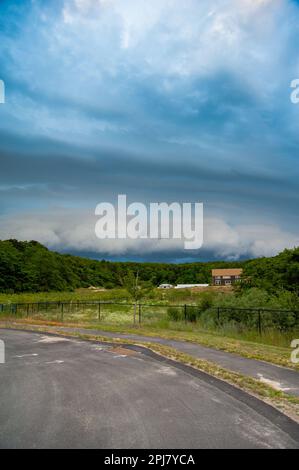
[198,292,215,311]
[167,306,184,321]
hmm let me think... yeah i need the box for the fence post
[61,303,64,322]
[139,304,141,324]
[184,304,187,323]
[217,307,220,322]
[133,303,136,325]
[258,310,262,336]
[98,302,101,321]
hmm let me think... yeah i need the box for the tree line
[0,239,298,293]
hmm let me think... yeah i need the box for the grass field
[0,288,131,304]
[0,285,231,304]
[0,287,298,349]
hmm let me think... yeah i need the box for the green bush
[167,306,184,321]
[198,292,215,311]
[198,288,299,332]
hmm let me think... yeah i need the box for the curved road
[0,329,298,449]
[54,325,299,396]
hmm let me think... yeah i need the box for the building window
[215,280,221,285]
[225,280,231,285]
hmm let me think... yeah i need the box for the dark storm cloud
[0,0,299,259]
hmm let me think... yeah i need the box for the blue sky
[0,0,299,262]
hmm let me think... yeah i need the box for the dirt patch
[110,346,139,357]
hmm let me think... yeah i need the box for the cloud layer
[0,209,298,262]
[0,0,299,261]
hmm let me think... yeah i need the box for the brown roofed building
[212,268,243,286]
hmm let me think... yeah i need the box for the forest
[0,239,298,294]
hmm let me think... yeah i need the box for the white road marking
[157,366,177,376]
[36,336,71,343]
[13,353,39,358]
[257,374,291,392]
[45,360,65,364]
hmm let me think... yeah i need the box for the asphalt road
[0,329,298,449]
[55,326,299,396]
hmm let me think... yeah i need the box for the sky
[0,0,299,262]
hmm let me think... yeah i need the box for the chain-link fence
[0,301,298,334]
[0,301,195,326]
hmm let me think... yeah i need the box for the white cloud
[0,209,297,259]
[205,218,299,258]
[59,0,289,88]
